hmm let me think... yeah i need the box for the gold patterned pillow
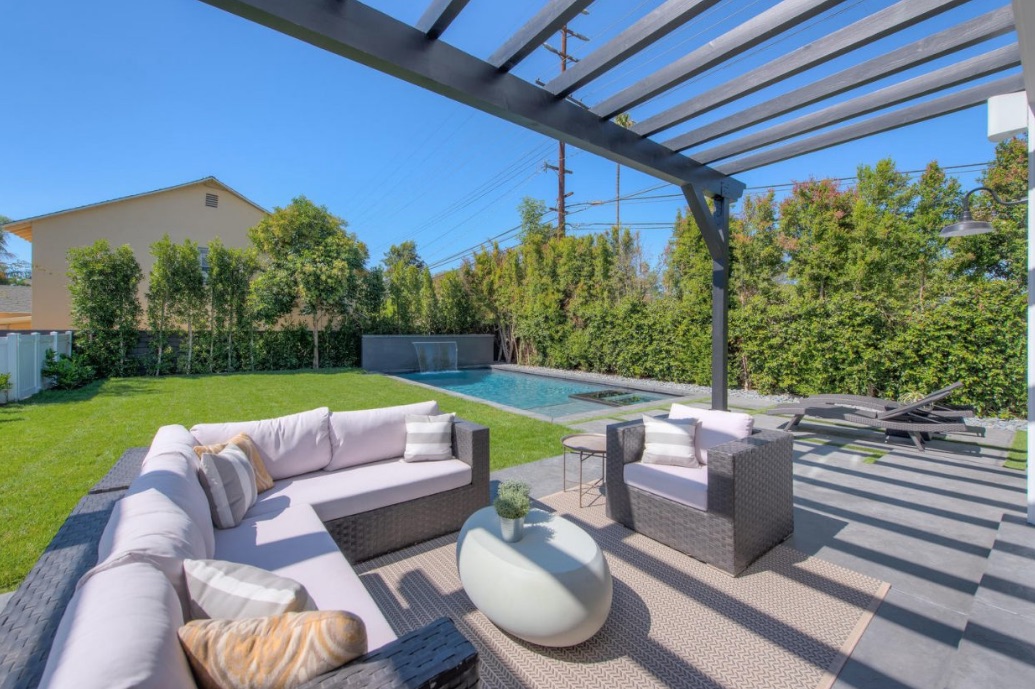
[178,611,367,689]
[194,433,274,493]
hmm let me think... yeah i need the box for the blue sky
[0,0,1018,272]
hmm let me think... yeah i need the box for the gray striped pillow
[197,444,257,529]
[402,413,455,462]
[184,559,315,620]
[642,415,700,468]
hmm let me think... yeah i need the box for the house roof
[0,176,269,243]
[0,285,31,314]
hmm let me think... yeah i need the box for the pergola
[200,0,1032,519]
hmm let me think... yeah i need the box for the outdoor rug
[356,490,889,689]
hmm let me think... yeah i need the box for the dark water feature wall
[361,334,494,373]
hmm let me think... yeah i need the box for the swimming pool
[398,368,672,418]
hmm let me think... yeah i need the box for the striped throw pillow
[184,559,316,621]
[194,433,274,493]
[641,415,700,468]
[197,444,257,529]
[402,413,455,462]
[178,611,367,689]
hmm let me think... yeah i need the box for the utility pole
[544,24,587,237]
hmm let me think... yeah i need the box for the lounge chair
[771,384,985,452]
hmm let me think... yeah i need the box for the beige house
[2,177,267,330]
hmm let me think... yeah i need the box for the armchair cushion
[641,415,699,467]
[670,404,753,464]
[624,462,708,512]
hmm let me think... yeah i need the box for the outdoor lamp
[940,186,1026,237]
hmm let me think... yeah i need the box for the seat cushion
[191,407,332,480]
[248,458,472,523]
[327,401,440,470]
[38,561,196,689]
[214,505,398,651]
[624,461,708,512]
[670,404,753,464]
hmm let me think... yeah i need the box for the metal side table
[561,433,607,507]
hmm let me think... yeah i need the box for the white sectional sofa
[6,402,487,689]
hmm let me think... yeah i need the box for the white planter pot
[499,515,525,542]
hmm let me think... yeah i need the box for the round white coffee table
[456,506,612,647]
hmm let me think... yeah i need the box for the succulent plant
[494,480,531,519]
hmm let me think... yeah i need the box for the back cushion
[98,486,209,619]
[136,426,215,558]
[38,561,197,689]
[669,404,753,464]
[191,407,332,480]
[327,401,440,470]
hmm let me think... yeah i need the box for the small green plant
[0,372,11,401]
[41,349,96,391]
[494,480,531,519]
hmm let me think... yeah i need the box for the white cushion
[97,486,209,619]
[184,558,314,620]
[214,504,398,652]
[669,404,753,464]
[403,413,455,462]
[38,561,196,689]
[642,415,699,467]
[248,458,472,523]
[327,401,440,470]
[136,429,215,558]
[191,407,332,480]
[197,445,258,529]
[624,462,709,512]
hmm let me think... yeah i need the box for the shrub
[42,349,96,390]
[494,480,531,519]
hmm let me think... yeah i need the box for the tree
[208,238,258,372]
[518,197,552,244]
[416,266,439,334]
[612,113,634,228]
[382,241,425,332]
[249,196,368,369]
[171,240,207,375]
[146,235,178,375]
[436,269,476,334]
[0,214,12,284]
[66,240,142,377]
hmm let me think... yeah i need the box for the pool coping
[384,367,697,425]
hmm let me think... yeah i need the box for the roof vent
[205,193,219,208]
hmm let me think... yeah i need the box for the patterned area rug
[356,491,889,689]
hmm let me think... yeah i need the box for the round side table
[561,433,607,507]
[456,507,612,647]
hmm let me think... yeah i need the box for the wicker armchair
[605,418,794,576]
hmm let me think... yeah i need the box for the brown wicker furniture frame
[605,418,794,576]
[0,421,489,689]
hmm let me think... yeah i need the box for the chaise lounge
[0,402,487,689]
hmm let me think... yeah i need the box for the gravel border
[491,364,1026,431]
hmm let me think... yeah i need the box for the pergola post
[684,185,730,411]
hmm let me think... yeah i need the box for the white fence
[0,331,73,401]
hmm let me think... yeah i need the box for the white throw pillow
[670,404,754,464]
[402,413,455,462]
[183,559,315,620]
[197,445,257,529]
[327,401,440,469]
[641,415,699,468]
[191,407,332,480]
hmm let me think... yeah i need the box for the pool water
[398,368,671,418]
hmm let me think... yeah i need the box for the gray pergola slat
[696,45,1021,164]
[416,0,472,39]
[634,0,970,138]
[664,5,1016,152]
[715,73,1025,175]
[197,0,742,201]
[488,0,595,72]
[544,0,724,98]
[591,0,845,120]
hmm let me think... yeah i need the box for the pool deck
[493,401,1034,689]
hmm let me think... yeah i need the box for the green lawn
[1005,430,1027,471]
[0,369,569,591]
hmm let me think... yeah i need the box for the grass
[0,368,569,592]
[1004,430,1027,471]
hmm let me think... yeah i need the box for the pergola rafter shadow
[199,0,1026,413]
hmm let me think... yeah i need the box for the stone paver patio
[495,405,1034,688]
